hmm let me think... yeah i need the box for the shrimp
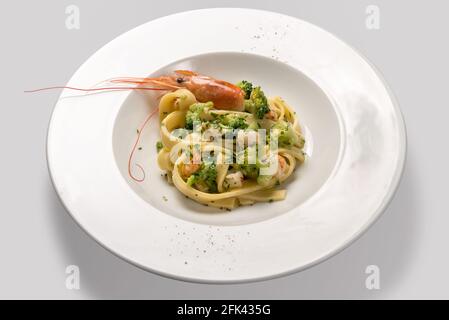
[179,163,201,178]
[107,70,245,111]
[179,149,202,178]
[265,109,278,120]
[276,155,288,178]
[25,70,245,111]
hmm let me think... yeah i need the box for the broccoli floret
[243,99,255,114]
[243,86,270,119]
[236,80,253,99]
[271,121,299,147]
[185,113,198,130]
[188,162,218,193]
[227,116,248,129]
[185,102,213,129]
[251,87,270,119]
[190,101,213,113]
[155,141,163,152]
[198,163,218,192]
[236,147,260,179]
[256,104,270,119]
[212,114,249,130]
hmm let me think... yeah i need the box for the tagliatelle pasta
[156,82,305,210]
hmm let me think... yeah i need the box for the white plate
[47,8,406,283]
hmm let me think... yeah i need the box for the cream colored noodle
[156,89,306,210]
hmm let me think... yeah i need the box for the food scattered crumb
[162,195,168,202]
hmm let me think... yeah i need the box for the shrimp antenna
[127,107,159,182]
[24,86,168,93]
[25,81,164,183]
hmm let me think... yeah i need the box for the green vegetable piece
[185,102,213,129]
[188,162,218,193]
[211,113,249,130]
[251,87,270,119]
[271,121,299,147]
[242,85,269,119]
[186,175,197,186]
[236,80,253,99]
[236,146,260,179]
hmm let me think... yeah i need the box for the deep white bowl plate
[47,8,406,283]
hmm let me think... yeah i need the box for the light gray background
[0,0,447,299]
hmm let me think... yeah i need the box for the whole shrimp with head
[25,70,246,112]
